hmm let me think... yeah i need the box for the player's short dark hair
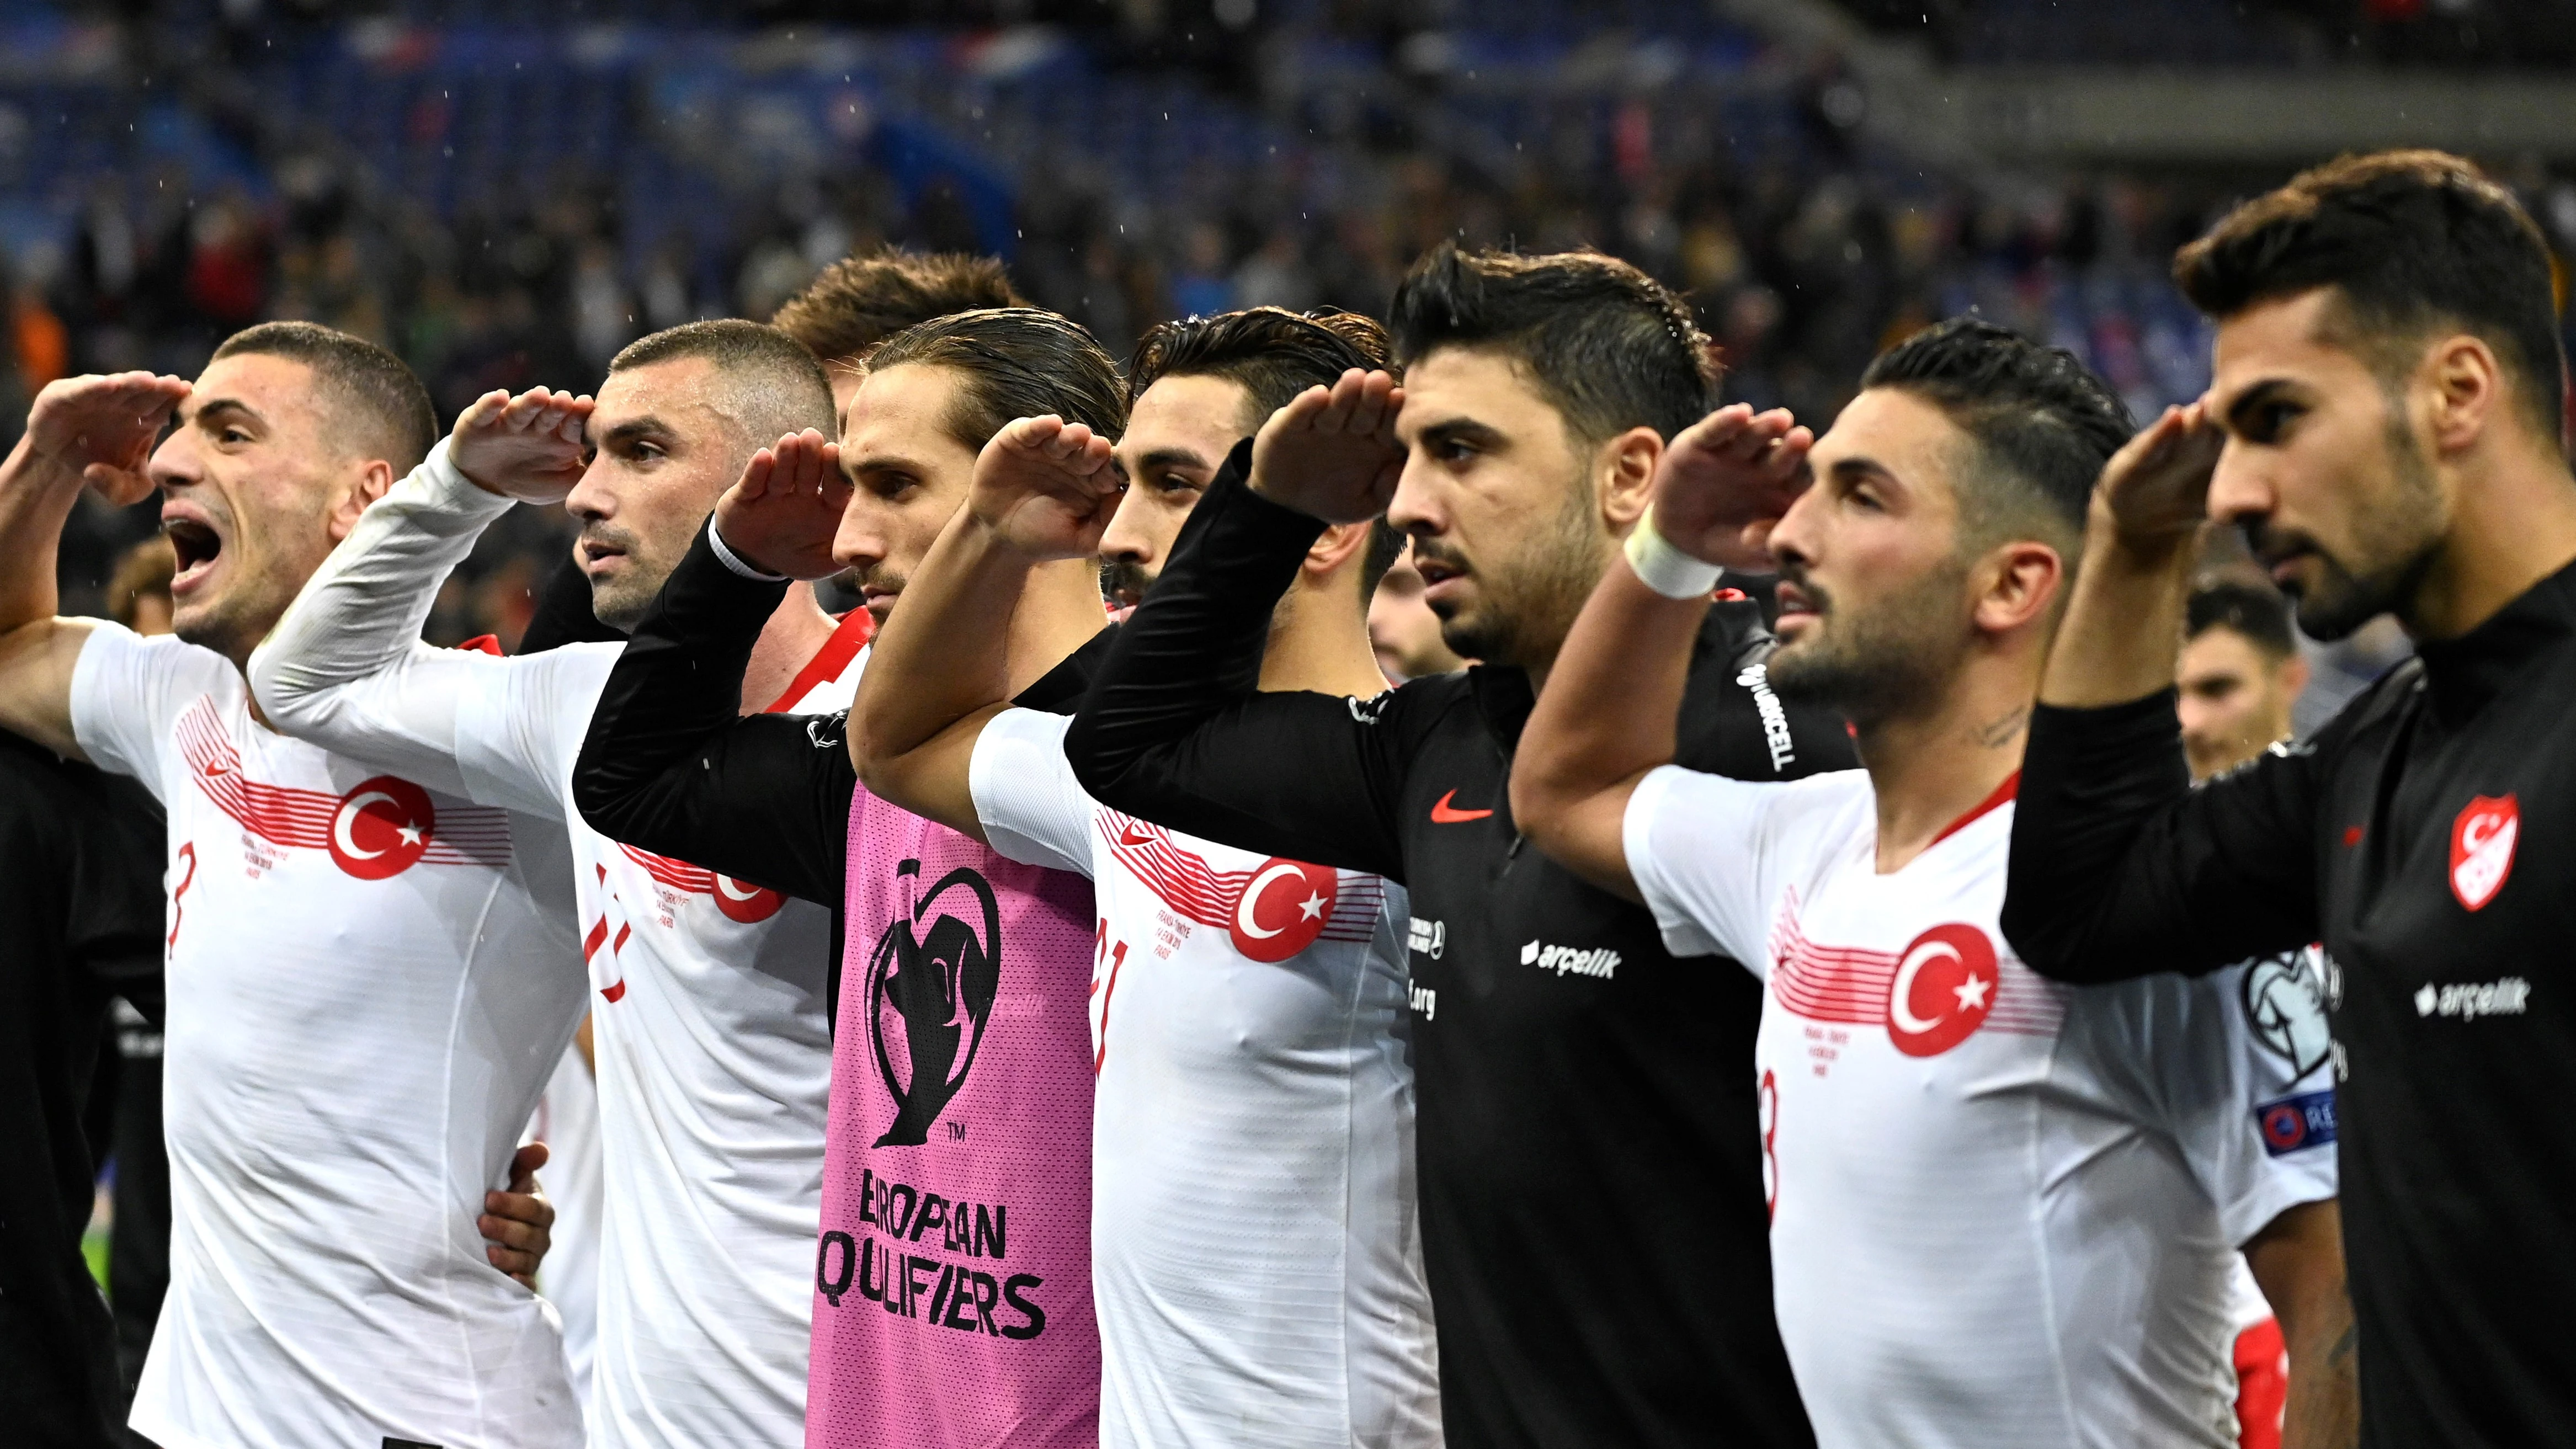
[210,320,438,472]
[1127,305,1401,592]
[2174,150,2566,443]
[865,307,1127,451]
[2186,576,2298,659]
[1126,306,1392,422]
[609,318,836,444]
[771,248,1026,365]
[1860,317,2134,552]
[1387,244,1718,448]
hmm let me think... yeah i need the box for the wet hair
[608,318,836,444]
[210,320,438,472]
[2174,150,2566,443]
[1860,317,2135,551]
[1387,244,1718,447]
[2186,576,2298,659]
[864,306,1127,450]
[771,248,1026,365]
[1126,305,1403,590]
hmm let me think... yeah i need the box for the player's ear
[327,458,398,543]
[2422,332,2503,458]
[1303,520,1372,581]
[1595,425,1662,534]
[1974,539,2064,636]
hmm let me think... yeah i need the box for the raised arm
[249,388,592,809]
[568,435,852,904]
[1063,382,1414,881]
[0,372,190,758]
[850,415,1117,840]
[1514,404,1810,898]
[2002,402,2322,982]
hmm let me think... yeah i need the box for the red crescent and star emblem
[327,775,436,880]
[711,873,787,924]
[1884,922,1999,1057]
[2449,794,2518,913]
[1226,857,1340,963]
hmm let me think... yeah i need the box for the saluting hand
[449,387,593,504]
[713,428,849,580]
[22,371,191,508]
[1248,368,1405,525]
[1649,403,1813,571]
[968,414,1121,561]
[2094,398,2224,550]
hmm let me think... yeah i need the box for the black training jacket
[2003,556,2576,1449]
[1063,452,1852,1449]
[570,520,1103,1023]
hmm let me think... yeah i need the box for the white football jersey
[247,444,866,1448]
[72,624,587,1449]
[969,707,1442,1449]
[1622,766,2338,1449]
[529,1041,604,1416]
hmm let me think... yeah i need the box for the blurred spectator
[1369,543,1470,685]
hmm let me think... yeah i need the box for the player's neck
[1258,571,1390,699]
[2407,440,2576,642]
[1855,660,2035,874]
[739,584,840,717]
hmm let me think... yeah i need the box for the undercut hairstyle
[1387,244,1718,447]
[772,248,1026,365]
[609,318,835,446]
[1127,305,1402,592]
[2187,576,2299,659]
[2174,150,2567,443]
[864,307,1127,450]
[1127,306,1393,424]
[1860,317,2135,553]
[210,321,437,472]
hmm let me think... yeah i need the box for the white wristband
[1623,508,1726,600]
[707,520,789,582]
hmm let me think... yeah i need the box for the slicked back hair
[772,248,1026,365]
[2187,576,2299,659]
[1387,244,1718,448]
[210,321,438,472]
[864,307,1127,452]
[1860,317,2135,555]
[609,318,835,445]
[1127,305,1403,593]
[2174,150,2567,443]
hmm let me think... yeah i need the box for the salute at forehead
[571,307,1129,1449]
[849,306,1439,1449]
[1510,319,2353,1448]
[0,323,578,1449]
[246,318,855,1449]
[2003,151,2576,1446]
[1061,246,1855,1449]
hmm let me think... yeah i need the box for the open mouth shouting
[163,504,224,598]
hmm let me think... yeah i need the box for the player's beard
[1766,555,1971,726]
[1430,475,1605,670]
[2250,409,2445,643]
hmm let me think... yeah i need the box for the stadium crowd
[5,138,2575,1449]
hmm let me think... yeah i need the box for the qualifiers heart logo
[865,859,1001,1147]
[2449,795,2518,913]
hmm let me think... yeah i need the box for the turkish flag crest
[1885,922,1999,1057]
[1227,859,1339,963]
[2449,794,2519,912]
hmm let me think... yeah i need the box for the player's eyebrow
[588,415,679,452]
[1411,416,1508,452]
[2221,379,2298,434]
[189,397,264,432]
[1129,445,1214,475]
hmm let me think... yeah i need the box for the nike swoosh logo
[1118,825,1156,846]
[1430,789,1494,824]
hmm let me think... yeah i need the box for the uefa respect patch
[2254,1089,2338,1156]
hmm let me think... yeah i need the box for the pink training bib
[808,789,1101,1449]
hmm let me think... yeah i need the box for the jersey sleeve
[2003,689,2333,984]
[1624,764,1844,973]
[67,622,230,800]
[1063,450,1413,882]
[569,521,852,905]
[2109,961,2341,1248]
[247,437,587,814]
[966,708,1098,878]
